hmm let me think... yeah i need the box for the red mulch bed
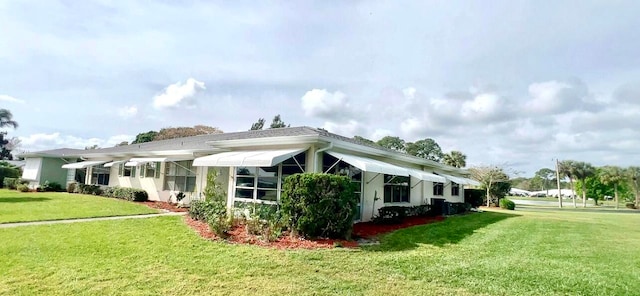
[353,216,446,238]
[184,215,446,250]
[139,201,189,212]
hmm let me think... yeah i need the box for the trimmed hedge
[102,186,148,202]
[41,181,64,192]
[374,205,436,224]
[281,173,357,239]
[464,189,485,208]
[77,184,103,196]
[500,198,516,210]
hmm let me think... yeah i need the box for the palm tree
[558,160,577,207]
[600,166,624,209]
[0,109,18,129]
[573,161,596,208]
[626,167,640,208]
[535,168,555,196]
[442,151,467,168]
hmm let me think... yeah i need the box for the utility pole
[556,158,562,208]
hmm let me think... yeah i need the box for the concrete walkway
[0,212,187,229]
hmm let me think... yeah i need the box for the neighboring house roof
[17,126,467,173]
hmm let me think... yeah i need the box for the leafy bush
[67,182,77,193]
[3,177,18,190]
[407,204,432,217]
[77,184,103,195]
[205,200,232,238]
[189,200,215,221]
[242,203,284,242]
[500,198,516,210]
[17,184,30,192]
[0,164,21,189]
[41,181,64,192]
[464,189,485,208]
[626,203,637,209]
[281,173,357,239]
[374,206,407,224]
[108,186,148,201]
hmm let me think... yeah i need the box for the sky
[1,0,639,176]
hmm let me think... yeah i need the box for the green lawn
[0,189,158,223]
[1,208,638,295]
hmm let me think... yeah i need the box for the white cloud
[322,120,366,137]
[301,89,352,120]
[19,133,134,151]
[371,128,392,141]
[460,93,502,120]
[0,94,25,104]
[118,105,138,118]
[526,80,590,114]
[153,78,206,109]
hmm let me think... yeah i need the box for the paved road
[0,212,186,229]
[511,199,639,214]
[512,199,593,207]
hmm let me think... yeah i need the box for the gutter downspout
[314,143,333,172]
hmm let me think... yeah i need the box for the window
[384,174,410,203]
[164,161,196,192]
[451,182,460,196]
[141,162,161,178]
[91,166,110,185]
[433,182,444,196]
[233,152,306,204]
[322,153,363,220]
[118,164,135,178]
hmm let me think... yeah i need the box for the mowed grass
[1,208,639,295]
[0,189,158,223]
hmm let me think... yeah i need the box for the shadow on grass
[0,197,51,203]
[364,211,519,252]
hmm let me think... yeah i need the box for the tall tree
[132,131,159,144]
[405,138,444,161]
[115,141,129,147]
[376,136,406,152]
[626,166,640,208]
[558,160,577,207]
[535,168,555,196]
[0,109,18,160]
[269,114,289,129]
[573,161,596,208]
[353,135,376,145]
[469,165,510,207]
[84,145,100,150]
[155,125,223,141]
[442,150,467,168]
[250,118,265,130]
[600,166,625,209]
[0,109,18,129]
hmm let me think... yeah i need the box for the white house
[19,127,479,222]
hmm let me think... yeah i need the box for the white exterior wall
[108,164,166,201]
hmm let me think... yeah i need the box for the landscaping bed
[184,215,446,249]
[139,201,188,213]
[353,216,446,238]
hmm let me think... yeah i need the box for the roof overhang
[407,169,447,183]
[125,157,194,167]
[192,148,307,167]
[326,151,409,176]
[440,173,480,186]
[61,160,108,169]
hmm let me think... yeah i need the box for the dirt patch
[184,215,446,250]
[139,201,188,213]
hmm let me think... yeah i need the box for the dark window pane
[235,188,254,199]
[257,189,277,201]
[257,177,277,189]
[236,177,255,188]
[236,167,254,176]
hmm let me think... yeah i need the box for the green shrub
[626,203,637,209]
[3,177,18,190]
[203,200,232,238]
[17,184,30,192]
[77,184,103,195]
[500,198,516,210]
[242,203,284,242]
[106,186,148,201]
[0,163,21,189]
[406,204,432,217]
[189,200,214,221]
[281,173,357,239]
[66,182,77,193]
[41,181,64,192]
[374,206,407,224]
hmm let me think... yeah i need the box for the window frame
[164,161,197,192]
[91,166,110,186]
[383,174,410,203]
[451,182,460,196]
[433,182,444,196]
